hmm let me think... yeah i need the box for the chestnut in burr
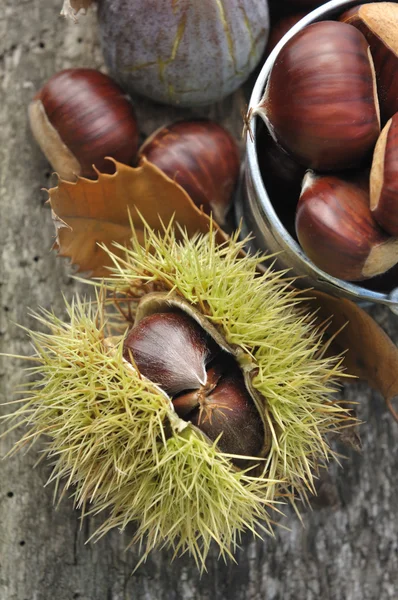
[123,308,267,466]
[186,369,265,463]
[123,311,218,396]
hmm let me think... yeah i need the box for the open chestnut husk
[370,113,398,237]
[123,293,269,467]
[138,120,240,226]
[340,2,398,124]
[253,21,380,171]
[295,172,398,281]
[8,219,351,566]
[29,68,139,181]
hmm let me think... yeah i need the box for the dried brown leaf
[311,291,398,410]
[48,158,222,277]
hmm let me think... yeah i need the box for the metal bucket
[240,0,398,315]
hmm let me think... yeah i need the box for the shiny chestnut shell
[256,21,380,171]
[296,173,398,281]
[139,120,240,225]
[123,311,217,396]
[29,68,138,180]
[188,369,265,464]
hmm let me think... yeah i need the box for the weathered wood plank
[1,2,397,599]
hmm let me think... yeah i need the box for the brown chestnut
[340,2,398,124]
[172,362,224,418]
[295,172,398,281]
[29,68,139,180]
[370,113,398,237]
[181,368,265,464]
[123,311,218,396]
[138,120,240,226]
[254,21,380,171]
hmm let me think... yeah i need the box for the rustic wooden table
[1,2,398,599]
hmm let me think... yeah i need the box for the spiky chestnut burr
[6,223,349,569]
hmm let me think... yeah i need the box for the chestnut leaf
[310,290,398,418]
[49,157,223,277]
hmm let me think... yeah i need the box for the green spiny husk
[3,220,349,569]
[103,221,348,494]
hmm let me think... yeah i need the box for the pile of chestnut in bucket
[255,2,398,287]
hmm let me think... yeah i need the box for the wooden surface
[1,2,397,599]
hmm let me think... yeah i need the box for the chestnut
[138,120,240,226]
[340,2,398,123]
[370,113,398,237]
[187,370,265,464]
[295,172,398,281]
[172,362,224,419]
[123,311,218,396]
[29,68,139,180]
[254,21,380,171]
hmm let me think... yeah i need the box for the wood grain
[0,2,397,599]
